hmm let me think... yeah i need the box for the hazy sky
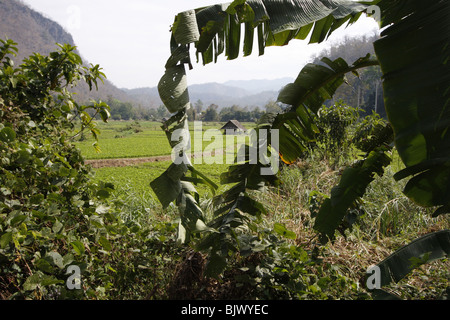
[21,0,380,89]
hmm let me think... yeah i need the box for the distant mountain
[0,0,133,105]
[0,0,293,110]
[224,77,294,94]
[189,82,250,99]
[124,78,293,110]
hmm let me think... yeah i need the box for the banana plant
[151,0,449,276]
[367,230,450,300]
[373,0,450,219]
[152,0,374,239]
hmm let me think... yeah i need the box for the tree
[264,100,283,114]
[251,106,264,122]
[156,104,170,119]
[194,99,204,114]
[0,39,116,299]
[151,0,449,283]
[107,97,135,120]
[203,104,219,122]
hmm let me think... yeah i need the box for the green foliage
[310,34,385,117]
[313,146,393,243]
[196,146,280,277]
[0,39,181,300]
[151,0,449,300]
[201,219,365,300]
[374,0,450,218]
[313,102,362,164]
[273,54,378,165]
[307,104,395,242]
[0,39,105,298]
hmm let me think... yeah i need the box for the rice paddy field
[76,120,256,199]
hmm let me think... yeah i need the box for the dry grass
[248,157,450,299]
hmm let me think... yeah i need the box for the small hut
[220,120,247,135]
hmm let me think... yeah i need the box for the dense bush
[0,39,181,299]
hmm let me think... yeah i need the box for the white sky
[21,0,380,89]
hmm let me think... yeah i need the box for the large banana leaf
[152,0,449,259]
[274,54,379,163]
[314,143,393,242]
[369,229,450,300]
[151,0,378,247]
[171,0,371,64]
[197,142,280,277]
[373,0,450,217]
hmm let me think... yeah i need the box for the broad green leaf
[10,214,27,227]
[35,258,54,273]
[23,273,43,291]
[195,219,216,233]
[272,54,378,164]
[99,236,112,252]
[172,0,370,64]
[99,108,110,123]
[314,147,392,242]
[274,223,296,239]
[150,163,188,208]
[96,189,110,199]
[23,272,64,291]
[374,0,450,216]
[29,194,44,205]
[205,253,228,278]
[89,215,104,228]
[62,253,74,268]
[71,240,85,255]
[177,221,187,244]
[158,65,190,114]
[0,232,12,249]
[172,10,200,45]
[52,220,63,233]
[46,251,64,269]
[278,54,378,113]
[14,150,30,164]
[176,184,208,244]
[0,127,16,142]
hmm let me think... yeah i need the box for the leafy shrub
[313,101,361,166]
[0,39,178,300]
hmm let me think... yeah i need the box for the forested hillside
[310,34,385,117]
[0,0,133,104]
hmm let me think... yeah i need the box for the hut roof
[220,120,247,131]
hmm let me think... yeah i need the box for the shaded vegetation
[1,0,449,302]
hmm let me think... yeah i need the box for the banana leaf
[171,0,371,64]
[314,146,392,242]
[374,0,450,217]
[369,229,450,300]
[273,54,379,164]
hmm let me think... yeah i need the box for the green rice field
[77,120,256,200]
[75,120,256,160]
